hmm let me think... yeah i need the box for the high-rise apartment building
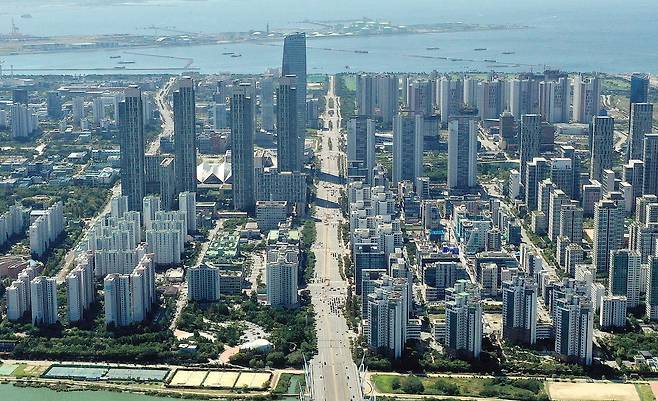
[447,112,478,191]
[628,103,653,162]
[187,264,221,302]
[572,75,601,123]
[501,275,537,345]
[554,293,593,365]
[30,276,58,326]
[590,115,614,182]
[231,83,256,213]
[519,114,541,182]
[347,116,375,183]
[593,199,625,274]
[444,280,482,359]
[266,246,299,308]
[173,77,198,194]
[276,75,302,172]
[282,32,307,169]
[643,134,658,196]
[118,86,145,212]
[608,249,641,307]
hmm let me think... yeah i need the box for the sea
[0,0,657,75]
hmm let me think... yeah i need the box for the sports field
[548,382,641,401]
[202,371,240,388]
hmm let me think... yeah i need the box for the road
[55,78,176,284]
[308,76,363,401]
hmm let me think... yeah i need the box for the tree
[400,375,424,394]
[266,351,286,368]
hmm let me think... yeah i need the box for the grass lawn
[636,384,656,401]
[12,363,46,378]
[372,374,548,401]
[273,373,304,394]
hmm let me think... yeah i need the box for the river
[0,383,298,400]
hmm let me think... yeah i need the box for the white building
[447,114,478,192]
[187,264,221,302]
[600,295,627,329]
[501,275,538,345]
[392,112,423,184]
[142,195,161,231]
[0,204,26,248]
[179,191,197,233]
[554,293,593,365]
[6,266,36,321]
[266,246,299,308]
[104,253,156,327]
[572,75,601,123]
[66,254,95,323]
[366,275,409,359]
[29,201,65,258]
[30,276,58,326]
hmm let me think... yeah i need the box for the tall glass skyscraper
[118,85,145,212]
[282,32,306,170]
[173,76,197,193]
[276,75,300,172]
[630,73,650,104]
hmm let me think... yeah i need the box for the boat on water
[222,52,235,55]
[474,47,487,51]
[502,51,515,55]
[117,61,135,64]
[484,59,497,63]
[21,14,32,19]
[426,47,440,50]
[230,54,242,58]
[109,55,121,59]
[354,50,368,54]
[113,66,126,70]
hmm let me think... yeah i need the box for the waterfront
[0,383,298,401]
[1,0,657,74]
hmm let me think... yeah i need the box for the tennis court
[169,370,208,387]
[44,366,108,380]
[202,371,240,388]
[0,364,18,376]
[105,368,169,381]
[234,372,271,389]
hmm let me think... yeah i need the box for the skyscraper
[643,134,658,196]
[231,83,256,213]
[554,293,593,365]
[356,73,375,117]
[628,103,653,161]
[276,75,302,172]
[525,157,550,211]
[444,280,482,359]
[187,264,221,302]
[392,111,424,184]
[593,199,625,274]
[46,91,62,120]
[630,73,650,104]
[646,256,658,320]
[375,74,399,126]
[539,77,570,123]
[519,114,541,182]
[282,32,307,170]
[447,112,478,192]
[439,77,464,126]
[118,86,145,212]
[347,116,375,183]
[266,246,299,308]
[173,77,197,194]
[409,80,433,116]
[260,75,275,132]
[590,115,614,182]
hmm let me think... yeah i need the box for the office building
[608,250,641,307]
[356,73,375,117]
[551,158,574,199]
[559,202,584,244]
[554,293,593,365]
[281,32,307,169]
[46,91,62,119]
[477,79,505,120]
[593,199,625,274]
[12,88,28,105]
[260,75,275,131]
[118,86,146,212]
[509,77,540,120]
[159,157,176,211]
[572,75,601,123]
[600,295,627,329]
[266,246,299,308]
[628,103,653,161]
[376,74,399,125]
[187,264,221,302]
[499,111,516,150]
[501,275,537,345]
[231,83,256,213]
[444,280,482,359]
[173,77,198,194]
[409,80,433,116]
[30,276,58,326]
[276,75,303,172]
[525,157,550,211]
[256,200,289,232]
[644,135,658,196]
[347,116,375,183]
[447,112,478,192]
[519,114,541,181]
[630,73,650,104]
[548,189,569,241]
[392,112,423,184]
[590,115,614,182]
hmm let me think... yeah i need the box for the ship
[426,47,440,50]
[113,66,126,70]
[21,14,32,19]
[354,50,368,54]
[502,51,515,55]
[118,60,135,64]
[474,47,487,51]
[109,55,121,59]
[222,52,235,55]
[484,59,497,63]
[230,53,242,58]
